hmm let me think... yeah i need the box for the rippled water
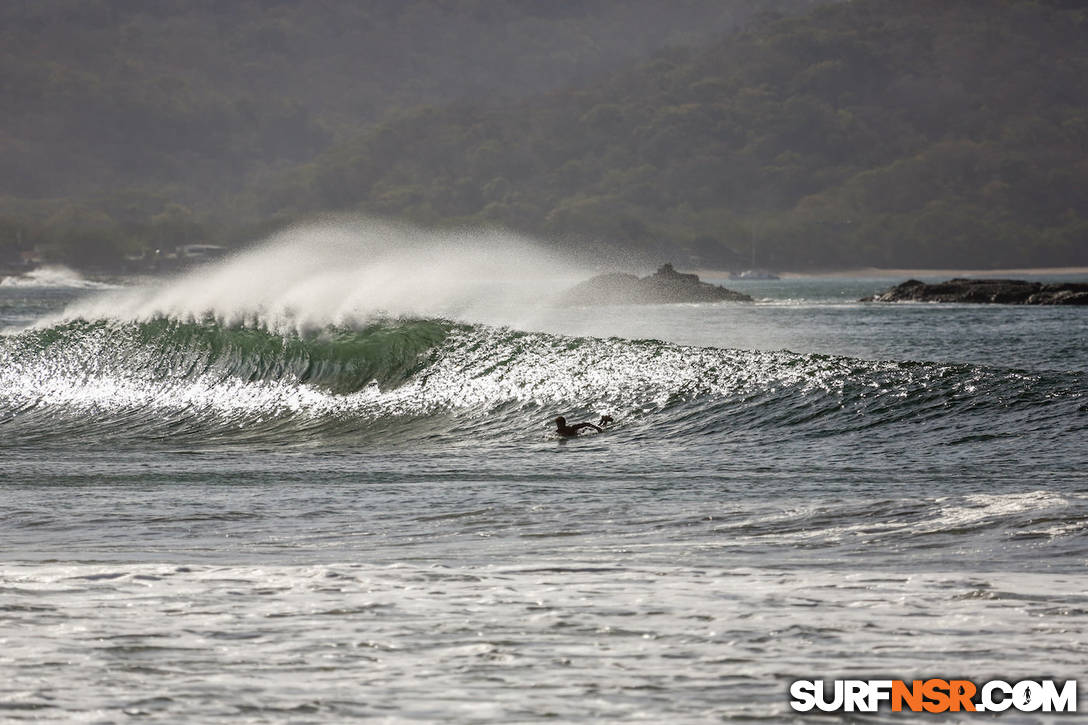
[2,269,1086,723]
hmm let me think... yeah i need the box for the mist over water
[56,218,594,333]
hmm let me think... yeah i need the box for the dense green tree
[233,0,1088,269]
[3,0,816,266]
[40,205,124,267]
[5,0,1088,269]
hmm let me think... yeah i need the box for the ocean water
[2,229,1086,723]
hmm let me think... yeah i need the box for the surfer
[599,414,614,426]
[554,416,601,437]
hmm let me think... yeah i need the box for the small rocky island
[863,278,1088,305]
[564,263,753,305]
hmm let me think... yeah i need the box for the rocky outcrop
[564,264,753,305]
[863,278,1088,305]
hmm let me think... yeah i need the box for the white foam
[1,265,120,290]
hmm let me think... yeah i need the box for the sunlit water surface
[2,271,1086,723]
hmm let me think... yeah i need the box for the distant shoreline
[694,266,1088,280]
[789,266,1088,279]
[6,263,1088,286]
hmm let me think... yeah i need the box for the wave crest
[2,315,1083,449]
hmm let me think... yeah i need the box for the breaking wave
[1,220,1083,452]
[0,266,120,290]
[0,314,1083,451]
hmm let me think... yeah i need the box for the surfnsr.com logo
[789,679,1077,713]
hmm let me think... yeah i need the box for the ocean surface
[2,233,1086,723]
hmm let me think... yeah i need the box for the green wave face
[8,317,453,394]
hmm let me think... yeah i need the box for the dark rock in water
[862,278,1088,305]
[564,263,752,305]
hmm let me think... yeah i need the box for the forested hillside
[1,0,812,267]
[4,0,1088,270]
[243,0,1088,269]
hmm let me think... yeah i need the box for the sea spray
[50,218,595,333]
[4,225,1083,455]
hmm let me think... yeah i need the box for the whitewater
[2,221,1086,723]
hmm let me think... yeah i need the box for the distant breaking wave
[0,266,120,290]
